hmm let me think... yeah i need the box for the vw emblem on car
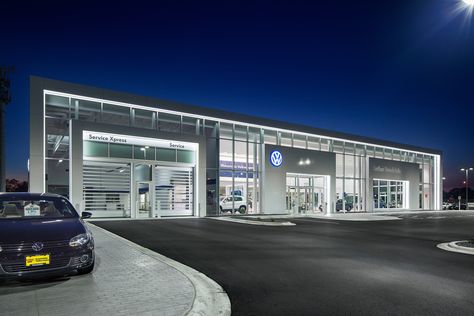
[270,150,283,167]
[32,242,44,252]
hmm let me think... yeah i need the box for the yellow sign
[26,254,50,267]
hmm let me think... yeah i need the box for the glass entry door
[286,173,328,214]
[136,182,152,218]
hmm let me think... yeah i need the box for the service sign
[24,203,41,216]
[83,131,197,151]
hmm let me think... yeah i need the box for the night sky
[1,0,473,190]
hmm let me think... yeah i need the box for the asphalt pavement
[93,213,474,316]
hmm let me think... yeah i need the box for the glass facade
[43,90,440,215]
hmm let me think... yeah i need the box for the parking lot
[93,213,474,316]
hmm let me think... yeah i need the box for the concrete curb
[87,223,231,316]
[437,241,474,256]
[210,216,296,226]
[295,214,401,221]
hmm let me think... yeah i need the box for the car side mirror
[81,211,92,219]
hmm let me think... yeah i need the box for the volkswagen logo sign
[32,242,44,252]
[270,150,283,167]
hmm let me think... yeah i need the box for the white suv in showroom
[219,196,247,214]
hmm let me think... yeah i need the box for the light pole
[460,167,473,209]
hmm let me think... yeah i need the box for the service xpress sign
[83,131,196,150]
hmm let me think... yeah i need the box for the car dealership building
[29,76,443,218]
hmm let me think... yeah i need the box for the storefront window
[234,141,247,170]
[248,172,260,214]
[264,130,277,144]
[134,164,152,182]
[336,154,344,177]
[46,118,69,159]
[280,132,292,147]
[219,139,233,169]
[234,125,247,141]
[158,113,181,133]
[293,134,306,149]
[134,146,146,160]
[344,143,355,155]
[103,103,130,126]
[206,169,218,216]
[307,137,319,150]
[344,155,355,178]
[156,148,176,162]
[76,99,101,122]
[182,116,199,135]
[84,141,108,157]
[177,150,195,163]
[355,144,365,156]
[248,127,261,143]
[45,94,71,119]
[45,159,69,198]
[206,138,218,168]
[220,122,233,139]
[133,109,155,129]
[320,138,330,151]
[110,144,132,159]
[204,120,218,137]
[219,170,233,214]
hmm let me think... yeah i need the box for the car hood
[0,218,86,243]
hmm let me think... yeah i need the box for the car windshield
[0,196,78,219]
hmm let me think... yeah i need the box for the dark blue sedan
[0,193,94,279]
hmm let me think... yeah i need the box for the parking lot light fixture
[460,167,473,208]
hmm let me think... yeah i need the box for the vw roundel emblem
[270,150,283,167]
[32,242,44,252]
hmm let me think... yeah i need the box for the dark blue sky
[1,0,473,189]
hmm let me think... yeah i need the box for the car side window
[235,197,242,202]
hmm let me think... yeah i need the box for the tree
[5,178,28,192]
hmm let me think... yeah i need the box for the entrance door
[299,186,314,214]
[286,174,328,215]
[286,186,298,213]
[136,182,152,218]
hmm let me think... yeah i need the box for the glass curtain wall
[335,142,366,212]
[45,95,71,197]
[45,91,438,214]
[218,123,261,215]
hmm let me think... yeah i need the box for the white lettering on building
[374,166,402,174]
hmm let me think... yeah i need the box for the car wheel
[77,261,94,275]
[238,205,246,214]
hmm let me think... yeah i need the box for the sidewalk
[0,224,229,316]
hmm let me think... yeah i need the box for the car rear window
[0,197,78,219]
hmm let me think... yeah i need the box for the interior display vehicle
[219,195,247,214]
